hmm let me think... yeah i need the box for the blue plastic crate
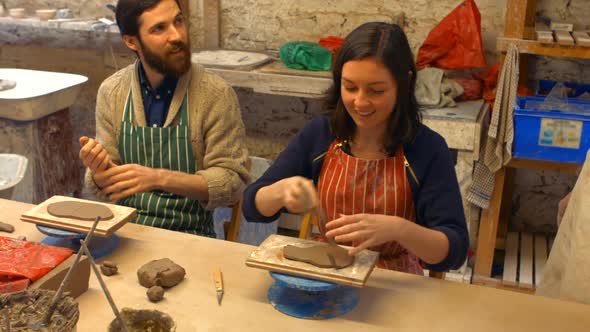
[536,80,590,98]
[513,96,590,164]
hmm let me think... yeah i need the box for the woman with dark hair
[242,22,468,274]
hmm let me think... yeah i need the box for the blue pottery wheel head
[267,272,359,320]
[36,225,119,259]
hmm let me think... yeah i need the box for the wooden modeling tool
[213,268,224,306]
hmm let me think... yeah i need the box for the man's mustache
[168,41,188,53]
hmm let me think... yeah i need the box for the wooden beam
[519,233,534,289]
[502,232,519,287]
[507,158,580,175]
[474,168,507,277]
[504,0,536,39]
[534,234,548,286]
[497,167,515,240]
[497,37,590,59]
[203,0,220,48]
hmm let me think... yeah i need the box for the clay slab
[47,201,114,221]
[284,243,354,269]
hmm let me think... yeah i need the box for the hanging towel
[467,45,519,208]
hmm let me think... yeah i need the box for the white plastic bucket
[0,153,27,199]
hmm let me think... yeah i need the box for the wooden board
[502,232,519,287]
[536,31,554,45]
[245,234,378,288]
[519,233,534,289]
[535,23,554,45]
[534,234,548,286]
[554,30,575,46]
[550,22,573,32]
[192,50,271,70]
[259,60,332,79]
[20,195,136,237]
[573,31,590,47]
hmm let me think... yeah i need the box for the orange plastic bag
[416,0,486,70]
[319,36,344,59]
[0,237,73,293]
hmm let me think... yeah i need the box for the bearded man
[79,0,249,236]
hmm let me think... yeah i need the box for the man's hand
[95,164,162,202]
[79,136,114,173]
[325,214,404,255]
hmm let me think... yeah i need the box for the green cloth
[279,41,332,71]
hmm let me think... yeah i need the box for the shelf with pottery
[473,0,587,286]
[0,16,126,51]
[496,37,590,59]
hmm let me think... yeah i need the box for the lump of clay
[101,260,118,276]
[284,243,354,269]
[47,201,114,221]
[0,79,16,91]
[0,221,14,233]
[147,286,165,302]
[137,258,185,288]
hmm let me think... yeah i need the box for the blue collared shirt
[138,62,178,127]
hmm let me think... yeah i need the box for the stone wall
[1,0,589,232]
[2,0,114,19]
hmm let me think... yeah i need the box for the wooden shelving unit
[472,0,587,285]
[497,37,590,59]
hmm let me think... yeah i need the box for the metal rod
[41,216,102,325]
[79,240,129,332]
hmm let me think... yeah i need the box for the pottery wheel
[47,201,114,221]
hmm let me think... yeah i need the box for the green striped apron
[117,88,214,237]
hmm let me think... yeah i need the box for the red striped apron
[317,141,423,275]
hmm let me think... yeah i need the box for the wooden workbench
[1,198,588,331]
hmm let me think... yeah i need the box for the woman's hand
[325,214,404,255]
[275,176,318,213]
[255,176,318,217]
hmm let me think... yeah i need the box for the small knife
[213,268,224,306]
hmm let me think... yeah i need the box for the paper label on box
[538,118,582,149]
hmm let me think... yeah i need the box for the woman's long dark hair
[326,22,421,154]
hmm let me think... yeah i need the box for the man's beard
[139,38,191,78]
